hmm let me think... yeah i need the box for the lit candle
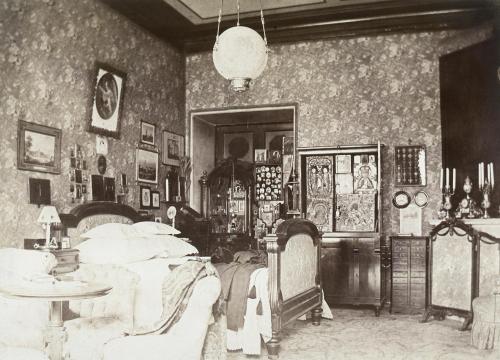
[488,163,491,185]
[480,162,484,189]
[491,162,495,187]
[440,168,444,191]
[452,168,456,191]
[478,163,481,189]
[446,168,450,189]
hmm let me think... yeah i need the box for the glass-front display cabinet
[298,143,387,316]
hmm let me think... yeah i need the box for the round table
[0,280,112,360]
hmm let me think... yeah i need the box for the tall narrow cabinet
[298,144,386,315]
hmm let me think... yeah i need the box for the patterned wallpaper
[0,0,185,247]
[185,25,493,239]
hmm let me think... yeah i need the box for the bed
[0,201,324,359]
[64,202,325,359]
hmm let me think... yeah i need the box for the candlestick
[446,168,450,189]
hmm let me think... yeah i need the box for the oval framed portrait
[392,190,411,209]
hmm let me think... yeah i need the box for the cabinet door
[321,239,352,302]
[357,238,381,300]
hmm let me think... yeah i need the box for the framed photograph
[140,120,155,146]
[140,186,151,209]
[136,148,159,184]
[255,149,267,163]
[162,131,184,166]
[17,121,62,174]
[151,190,160,209]
[223,132,253,162]
[87,62,126,139]
[395,145,427,186]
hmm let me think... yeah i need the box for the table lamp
[36,205,60,250]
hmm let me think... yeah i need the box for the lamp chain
[259,0,267,46]
[215,0,224,47]
[237,0,240,26]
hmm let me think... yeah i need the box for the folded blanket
[215,262,265,331]
[131,260,217,335]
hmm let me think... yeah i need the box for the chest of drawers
[390,236,428,314]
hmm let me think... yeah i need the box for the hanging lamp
[213,0,269,92]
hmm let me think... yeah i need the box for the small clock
[414,190,429,208]
[392,190,411,209]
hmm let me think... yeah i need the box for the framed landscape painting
[136,148,158,184]
[17,121,61,174]
[87,62,126,139]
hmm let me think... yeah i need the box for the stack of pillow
[76,222,198,264]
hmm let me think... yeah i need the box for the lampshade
[213,25,268,92]
[37,206,60,224]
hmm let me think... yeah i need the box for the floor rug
[227,308,499,359]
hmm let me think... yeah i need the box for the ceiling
[99,0,496,52]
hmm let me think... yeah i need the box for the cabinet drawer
[57,253,78,264]
[393,277,408,284]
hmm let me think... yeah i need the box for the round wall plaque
[392,190,411,209]
[414,190,429,208]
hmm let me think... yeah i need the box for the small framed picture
[162,131,184,166]
[140,120,156,146]
[17,121,62,174]
[61,237,71,249]
[140,186,151,209]
[255,149,267,163]
[136,148,159,184]
[70,157,76,168]
[75,169,82,184]
[87,62,126,139]
[151,191,160,209]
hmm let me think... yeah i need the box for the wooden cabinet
[298,144,385,315]
[322,236,386,315]
[390,236,427,314]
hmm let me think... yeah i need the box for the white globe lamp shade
[213,25,268,92]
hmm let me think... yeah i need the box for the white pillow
[75,235,198,264]
[0,248,57,276]
[150,234,198,258]
[81,223,138,240]
[132,221,180,235]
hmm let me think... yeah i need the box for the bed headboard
[60,202,152,245]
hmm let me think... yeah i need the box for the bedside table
[50,249,79,275]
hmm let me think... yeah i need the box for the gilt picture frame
[140,120,156,146]
[136,148,159,184]
[17,120,62,174]
[162,131,184,166]
[87,62,126,139]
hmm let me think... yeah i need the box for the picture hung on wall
[140,186,151,209]
[151,191,160,209]
[394,145,427,186]
[223,132,253,162]
[17,120,62,174]
[162,131,184,166]
[87,62,126,139]
[353,154,378,193]
[336,154,351,174]
[336,193,376,232]
[136,148,159,184]
[255,149,267,163]
[140,120,156,146]
[265,130,293,153]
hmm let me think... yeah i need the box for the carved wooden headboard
[59,202,152,246]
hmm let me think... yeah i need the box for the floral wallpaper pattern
[0,0,185,247]
[185,25,493,240]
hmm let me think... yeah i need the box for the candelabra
[481,180,493,219]
[455,176,482,219]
